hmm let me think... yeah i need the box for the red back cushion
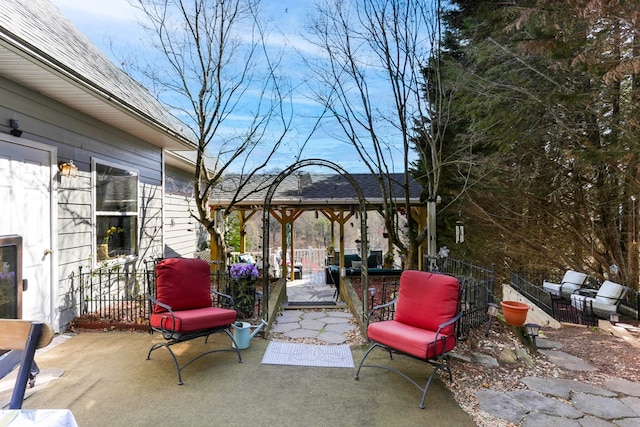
[394,270,460,336]
[154,258,212,313]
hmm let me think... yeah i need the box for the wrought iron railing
[424,256,496,339]
[74,259,263,325]
[445,259,495,339]
[77,263,149,323]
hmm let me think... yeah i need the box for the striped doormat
[261,342,354,368]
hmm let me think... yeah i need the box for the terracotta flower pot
[500,301,529,326]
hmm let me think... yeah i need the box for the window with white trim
[94,160,138,260]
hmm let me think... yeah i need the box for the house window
[94,160,138,260]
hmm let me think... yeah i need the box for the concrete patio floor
[17,330,475,427]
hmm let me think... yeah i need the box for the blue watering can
[232,319,268,350]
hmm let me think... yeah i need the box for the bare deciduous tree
[131,0,293,260]
[305,0,457,268]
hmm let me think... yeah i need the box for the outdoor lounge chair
[542,270,588,299]
[146,258,242,385]
[354,270,462,409]
[570,280,628,319]
[0,319,53,409]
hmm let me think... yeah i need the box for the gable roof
[0,0,195,150]
[209,173,423,210]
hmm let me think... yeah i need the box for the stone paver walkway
[270,309,357,344]
[475,338,640,425]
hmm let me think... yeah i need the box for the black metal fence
[77,263,149,323]
[75,259,263,324]
[73,254,540,341]
[438,258,496,339]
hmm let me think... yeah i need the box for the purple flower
[229,263,258,281]
[0,271,15,281]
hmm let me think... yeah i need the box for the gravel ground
[270,309,640,426]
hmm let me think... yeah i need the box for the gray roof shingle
[209,173,423,207]
[0,0,194,148]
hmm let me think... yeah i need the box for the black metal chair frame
[146,290,242,385]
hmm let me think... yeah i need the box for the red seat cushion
[394,271,460,337]
[154,258,213,313]
[367,320,456,359]
[150,307,237,334]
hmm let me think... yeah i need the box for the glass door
[0,235,23,319]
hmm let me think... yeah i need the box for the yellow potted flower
[98,226,123,261]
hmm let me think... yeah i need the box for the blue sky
[50,0,408,174]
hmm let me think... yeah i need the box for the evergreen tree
[435,0,640,287]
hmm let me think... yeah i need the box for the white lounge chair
[570,280,628,318]
[542,270,588,299]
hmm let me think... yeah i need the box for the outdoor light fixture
[609,313,619,325]
[368,287,376,310]
[58,160,78,177]
[524,323,541,348]
[484,302,500,337]
[9,119,22,137]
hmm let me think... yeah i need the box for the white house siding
[0,76,168,330]
[164,165,204,258]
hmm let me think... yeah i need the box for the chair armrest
[436,311,463,334]
[434,311,464,344]
[146,294,178,339]
[366,298,398,325]
[146,293,172,312]
[212,288,236,308]
[575,288,597,297]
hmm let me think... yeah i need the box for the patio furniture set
[542,269,629,322]
[145,258,463,409]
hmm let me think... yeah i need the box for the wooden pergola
[208,172,427,279]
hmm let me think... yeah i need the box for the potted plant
[98,226,123,261]
[229,262,259,319]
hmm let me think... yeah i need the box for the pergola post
[414,206,427,271]
[271,207,304,281]
[237,208,258,254]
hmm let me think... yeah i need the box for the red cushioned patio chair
[354,270,462,409]
[146,258,242,385]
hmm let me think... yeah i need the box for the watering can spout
[250,319,268,339]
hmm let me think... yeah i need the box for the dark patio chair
[354,270,462,409]
[146,258,242,385]
[0,319,53,409]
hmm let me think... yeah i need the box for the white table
[0,409,78,427]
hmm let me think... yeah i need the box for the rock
[499,348,518,364]
[472,352,500,368]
